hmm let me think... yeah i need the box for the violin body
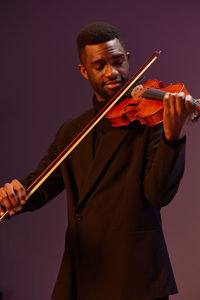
[106,79,190,127]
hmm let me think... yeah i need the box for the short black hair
[76,22,126,63]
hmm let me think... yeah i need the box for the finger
[175,92,185,116]
[185,94,196,113]
[163,92,170,114]
[11,179,26,205]
[168,93,177,115]
[3,183,22,212]
[0,187,15,216]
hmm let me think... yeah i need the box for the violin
[106,79,200,127]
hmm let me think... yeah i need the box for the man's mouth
[104,81,122,90]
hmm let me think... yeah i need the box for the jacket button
[75,213,81,221]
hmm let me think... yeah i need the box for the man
[0,22,196,300]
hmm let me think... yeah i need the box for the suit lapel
[71,109,95,188]
[77,126,129,210]
[73,80,145,205]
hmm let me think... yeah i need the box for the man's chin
[96,87,123,102]
[104,87,122,101]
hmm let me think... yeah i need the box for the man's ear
[126,52,130,62]
[78,64,88,80]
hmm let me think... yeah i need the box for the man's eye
[113,58,124,65]
[114,61,122,66]
[95,64,104,70]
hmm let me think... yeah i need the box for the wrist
[163,132,186,150]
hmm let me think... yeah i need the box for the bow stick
[0,50,161,222]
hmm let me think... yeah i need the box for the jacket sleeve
[19,127,66,213]
[143,123,185,207]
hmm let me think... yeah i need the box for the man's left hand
[163,92,197,142]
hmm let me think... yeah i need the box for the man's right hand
[0,179,26,217]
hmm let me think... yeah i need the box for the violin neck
[142,88,164,101]
[142,88,200,112]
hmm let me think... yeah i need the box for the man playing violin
[0,22,196,300]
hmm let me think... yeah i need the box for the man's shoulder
[57,108,94,139]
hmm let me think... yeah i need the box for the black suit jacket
[20,107,185,300]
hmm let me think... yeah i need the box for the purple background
[0,0,200,299]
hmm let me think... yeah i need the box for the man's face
[78,38,130,102]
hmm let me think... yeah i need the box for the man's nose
[104,64,119,78]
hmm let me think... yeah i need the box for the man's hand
[0,179,26,217]
[163,92,197,142]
